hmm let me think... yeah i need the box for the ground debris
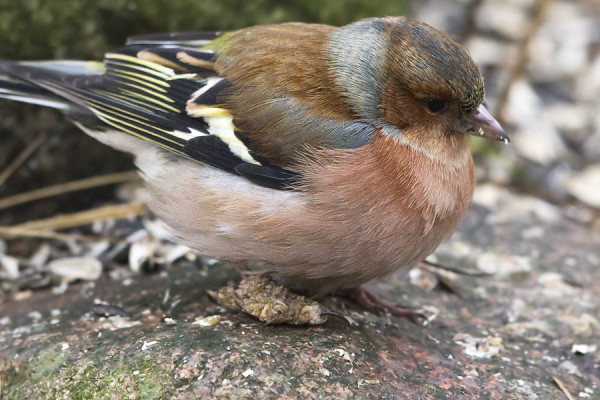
[453,333,504,358]
[192,315,222,327]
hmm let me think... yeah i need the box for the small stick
[0,226,118,242]
[421,259,493,277]
[8,202,146,231]
[458,0,485,43]
[0,170,140,210]
[496,0,553,125]
[581,0,600,20]
[552,376,575,400]
[0,132,47,186]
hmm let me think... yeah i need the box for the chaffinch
[0,16,508,324]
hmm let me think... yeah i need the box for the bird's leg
[336,285,426,324]
[207,275,329,325]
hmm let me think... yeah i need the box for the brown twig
[458,0,485,43]
[552,376,575,400]
[0,170,140,210]
[0,133,47,186]
[496,0,553,125]
[421,259,493,277]
[581,0,600,20]
[9,202,145,231]
[0,226,118,242]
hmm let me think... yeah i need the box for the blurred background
[0,0,598,227]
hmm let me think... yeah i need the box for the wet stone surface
[0,199,599,399]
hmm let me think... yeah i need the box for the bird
[0,16,508,324]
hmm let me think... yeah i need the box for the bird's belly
[141,160,459,294]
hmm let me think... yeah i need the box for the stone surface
[1,200,599,399]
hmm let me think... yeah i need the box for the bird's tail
[0,59,103,114]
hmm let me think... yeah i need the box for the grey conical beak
[465,104,509,143]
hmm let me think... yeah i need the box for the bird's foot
[208,275,329,325]
[337,285,426,324]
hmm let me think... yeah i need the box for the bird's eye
[427,98,445,113]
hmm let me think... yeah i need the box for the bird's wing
[0,27,375,189]
[1,39,300,189]
[124,26,378,169]
[0,60,104,113]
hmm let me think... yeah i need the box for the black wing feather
[235,163,301,190]
[0,44,301,190]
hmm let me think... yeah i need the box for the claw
[265,310,283,325]
[319,311,351,326]
[336,285,426,324]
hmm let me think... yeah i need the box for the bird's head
[329,17,508,153]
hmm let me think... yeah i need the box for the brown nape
[213,23,357,168]
[215,23,351,119]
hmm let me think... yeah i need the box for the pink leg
[337,285,426,323]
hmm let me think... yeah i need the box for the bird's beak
[463,104,509,143]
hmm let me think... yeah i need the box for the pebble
[475,1,527,40]
[571,344,597,355]
[129,234,160,273]
[454,333,504,358]
[0,254,20,280]
[476,252,532,276]
[48,257,103,282]
[563,164,600,208]
[486,195,562,225]
[193,315,222,327]
[537,272,576,298]
[409,267,438,291]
